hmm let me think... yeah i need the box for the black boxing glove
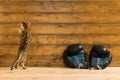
[89,45,112,70]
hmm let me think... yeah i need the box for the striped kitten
[11,22,31,70]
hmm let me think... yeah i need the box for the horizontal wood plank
[0,1,117,13]
[0,23,120,35]
[0,54,119,67]
[0,13,120,23]
[0,45,120,56]
[1,67,120,80]
[0,34,120,45]
[1,54,119,63]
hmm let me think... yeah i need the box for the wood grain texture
[1,67,120,80]
[0,1,117,13]
[0,67,120,80]
[0,34,120,45]
[0,0,119,67]
[0,23,120,35]
[0,45,119,56]
[0,13,120,23]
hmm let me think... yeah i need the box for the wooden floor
[0,67,120,80]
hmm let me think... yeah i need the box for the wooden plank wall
[0,0,120,67]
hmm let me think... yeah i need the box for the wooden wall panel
[0,13,120,23]
[0,0,120,67]
[0,1,116,13]
[0,24,120,35]
[1,45,120,56]
[0,34,120,45]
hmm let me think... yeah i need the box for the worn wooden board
[1,44,120,55]
[0,67,120,80]
[0,34,120,45]
[0,13,120,23]
[0,23,120,35]
[0,1,117,13]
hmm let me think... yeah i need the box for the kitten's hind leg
[11,61,19,70]
[11,61,18,70]
[11,65,14,70]
[15,62,20,69]
[21,51,27,70]
[11,51,22,70]
[21,62,26,69]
